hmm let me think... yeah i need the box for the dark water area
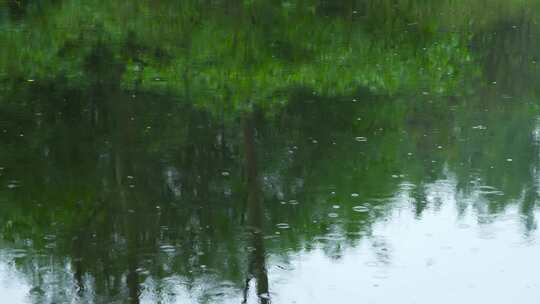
[1,1,540,303]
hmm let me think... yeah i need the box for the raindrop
[6,180,19,188]
[332,205,340,209]
[160,244,175,253]
[506,158,513,162]
[259,293,271,300]
[221,171,230,177]
[355,136,367,142]
[353,205,369,213]
[276,223,290,229]
[351,193,359,197]
[328,212,339,218]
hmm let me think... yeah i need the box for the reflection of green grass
[0,0,485,115]
[1,1,540,302]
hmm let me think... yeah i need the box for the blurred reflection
[1,0,540,303]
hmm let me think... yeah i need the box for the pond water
[1,1,540,303]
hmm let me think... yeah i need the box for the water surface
[1,1,540,303]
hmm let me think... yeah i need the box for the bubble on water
[353,205,369,213]
[332,205,340,209]
[506,158,513,162]
[351,193,359,197]
[280,201,287,205]
[221,171,230,177]
[407,152,413,156]
[288,199,299,205]
[437,145,443,149]
[27,79,35,82]
[276,223,290,229]
[312,139,318,144]
[472,125,487,130]
[328,212,339,218]
[355,136,367,142]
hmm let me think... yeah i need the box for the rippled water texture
[1,1,540,303]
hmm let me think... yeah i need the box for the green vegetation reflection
[0,0,540,303]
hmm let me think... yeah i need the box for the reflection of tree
[242,114,270,304]
[2,1,540,303]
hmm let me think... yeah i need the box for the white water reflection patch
[266,202,540,304]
